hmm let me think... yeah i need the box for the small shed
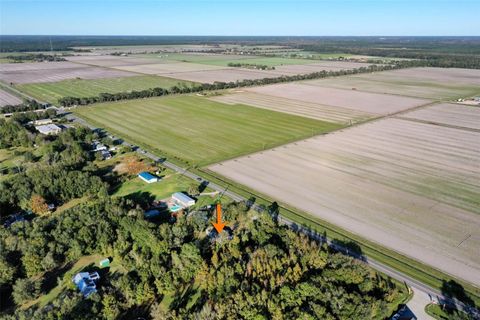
[99,258,110,268]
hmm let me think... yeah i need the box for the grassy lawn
[74,95,342,165]
[113,168,227,209]
[425,303,472,320]
[0,147,30,171]
[114,171,194,200]
[16,75,196,104]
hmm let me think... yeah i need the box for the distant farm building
[35,123,63,135]
[72,271,100,297]
[138,172,159,183]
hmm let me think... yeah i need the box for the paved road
[0,82,39,102]
[63,110,479,319]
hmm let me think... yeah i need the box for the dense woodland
[0,120,106,216]
[0,118,408,319]
[0,199,407,320]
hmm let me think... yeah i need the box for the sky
[1,0,479,36]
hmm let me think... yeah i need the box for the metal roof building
[172,192,196,208]
[35,124,62,135]
[73,272,100,297]
[138,172,159,183]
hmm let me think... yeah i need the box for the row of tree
[0,99,48,114]
[58,62,412,107]
[5,53,67,62]
[227,62,275,70]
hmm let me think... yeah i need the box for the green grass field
[74,95,342,165]
[135,53,313,67]
[16,75,195,104]
[201,56,313,67]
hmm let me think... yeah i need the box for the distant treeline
[59,62,416,107]
[299,43,480,69]
[5,53,68,62]
[227,62,275,70]
[2,35,480,53]
[0,35,292,52]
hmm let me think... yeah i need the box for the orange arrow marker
[212,203,226,233]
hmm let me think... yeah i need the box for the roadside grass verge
[425,303,473,320]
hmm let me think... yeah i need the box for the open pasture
[399,103,480,130]
[191,56,314,67]
[66,55,162,67]
[247,83,431,115]
[137,52,259,63]
[160,68,281,84]
[0,61,136,84]
[305,67,480,100]
[210,91,374,124]
[0,88,22,106]
[74,95,341,165]
[113,62,227,75]
[209,117,480,286]
[271,61,375,75]
[133,53,323,67]
[17,75,194,104]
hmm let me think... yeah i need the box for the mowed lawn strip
[16,75,196,104]
[74,95,342,165]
